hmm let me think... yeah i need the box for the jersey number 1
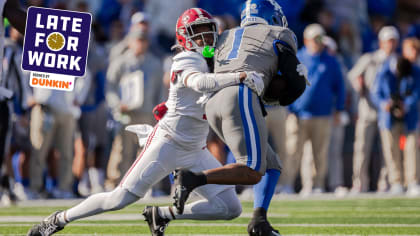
[227,28,244,60]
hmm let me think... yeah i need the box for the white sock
[56,211,69,227]
[158,206,177,220]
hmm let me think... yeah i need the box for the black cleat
[27,211,64,236]
[248,208,281,236]
[173,170,205,214]
[248,220,281,236]
[142,206,170,236]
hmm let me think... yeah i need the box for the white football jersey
[159,51,210,150]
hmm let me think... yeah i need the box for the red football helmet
[175,8,217,51]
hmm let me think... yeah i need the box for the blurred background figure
[144,0,195,53]
[1,26,32,204]
[373,38,420,196]
[281,24,345,196]
[105,28,162,189]
[29,72,90,199]
[349,26,399,194]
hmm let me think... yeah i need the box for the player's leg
[143,149,242,235]
[173,86,265,213]
[27,126,175,235]
[249,145,282,236]
[253,145,281,211]
[205,85,266,184]
[27,186,140,236]
[144,148,241,235]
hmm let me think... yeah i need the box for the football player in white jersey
[27,8,264,236]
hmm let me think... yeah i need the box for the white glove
[125,124,154,147]
[243,71,265,96]
[297,64,311,86]
[197,92,212,106]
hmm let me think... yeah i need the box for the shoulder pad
[172,51,208,72]
[276,28,298,54]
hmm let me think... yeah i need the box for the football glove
[296,64,310,86]
[243,71,265,96]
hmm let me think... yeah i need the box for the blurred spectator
[361,15,387,53]
[338,21,362,69]
[367,0,396,20]
[323,36,352,195]
[1,27,32,203]
[276,0,306,35]
[76,65,108,196]
[29,71,90,198]
[325,0,368,28]
[144,0,195,53]
[281,24,345,195]
[105,28,162,187]
[402,37,420,66]
[406,23,420,40]
[295,36,353,196]
[197,0,242,19]
[106,19,125,53]
[349,26,399,193]
[108,12,150,61]
[372,40,420,196]
[96,0,122,36]
[118,0,144,32]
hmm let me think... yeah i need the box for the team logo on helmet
[182,15,190,24]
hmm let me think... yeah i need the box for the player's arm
[184,71,264,95]
[271,40,307,106]
[183,71,243,93]
[4,0,27,35]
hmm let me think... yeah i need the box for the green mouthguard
[202,46,215,58]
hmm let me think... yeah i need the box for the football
[263,74,286,100]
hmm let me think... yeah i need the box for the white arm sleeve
[184,72,241,93]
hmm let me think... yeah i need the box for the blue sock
[253,169,281,211]
[12,152,22,183]
[45,176,58,192]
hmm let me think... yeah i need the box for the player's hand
[243,71,264,96]
[197,92,212,106]
[297,64,310,86]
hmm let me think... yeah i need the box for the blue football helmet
[240,0,288,28]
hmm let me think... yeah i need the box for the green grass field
[1,196,420,235]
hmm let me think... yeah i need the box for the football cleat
[142,206,170,236]
[27,211,64,236]
[248,207,281,236]
[248,220,281,236]
[172,170,199,214]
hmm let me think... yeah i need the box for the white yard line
[0,213,290,222]
[2,223,420,227]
